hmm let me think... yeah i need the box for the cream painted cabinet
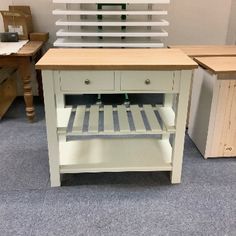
[188,57,236,158]
[36,48,197,187]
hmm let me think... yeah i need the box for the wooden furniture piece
[0,41,44,121]
[168,45,236,57]
[188,57,236,158]
[53,0,169,48]
[36,48,197,187]
[0,67,17,119]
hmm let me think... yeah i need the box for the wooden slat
[130,105,146,132]
[157,106,175,132]
[104,105,114,132]
[88,105,99,133]
[117,105,130,132]
[53,9,168,16]
[143,105,162,132]
[56,19,169,27]
[72,106,86,133]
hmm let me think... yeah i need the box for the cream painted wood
[130,105,146,132]
[88,105,99,133]
[37,49,196,186]
[67,104,175,136]
[72,106,86,133]
[120,71,179,92]
[157,106,175,132]
[171,70,192,183]
[57,107,72,133]
[59,71,115,92]
[143,105,161,132]
[117,105,130,133]
[104,105,114,133]
[59,139,172,174]
[42,71,61,187]
[188,65,236,158]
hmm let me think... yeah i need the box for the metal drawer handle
[84,79,90,85]
[145,79,151,85]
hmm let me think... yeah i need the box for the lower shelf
[59,138,172,173]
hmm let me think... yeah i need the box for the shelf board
[56,19,169,27]
[56,29,168,37]
[59,138,172,173]
[54,38,164,47]
[53,9,168,16]
[58,104,175,136]
[53,0,170,4]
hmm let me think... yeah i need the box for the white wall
[167,0,232,45]
[227,0,236,44]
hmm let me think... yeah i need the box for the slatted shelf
[54,38,164,48]
[57,104,176,136]
[56,19,169,27]
[56,29,168,37]
[53,9,168,16]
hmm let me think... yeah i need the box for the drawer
[59,71,114,92]
[120,71,179,92]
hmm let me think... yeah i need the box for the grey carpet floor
[0,97,235,236]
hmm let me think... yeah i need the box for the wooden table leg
[19,57,35,122]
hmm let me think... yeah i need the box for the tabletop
[0,41,44,57]
[168,45,236,57]
[194,57,236,74]
[36,48,198,70]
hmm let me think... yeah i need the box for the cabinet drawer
[120,71,179,92]
[59,71,114,92]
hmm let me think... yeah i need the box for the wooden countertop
[168,45,236,57]
[35,48,198,70]
[194,57,236,74]
[14,41,44,57]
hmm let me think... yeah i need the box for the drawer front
[120,71,179,92]
[59,71,114,91]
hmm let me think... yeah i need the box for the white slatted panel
[104,105,114,132]
[72,106,86,133]
[88,105,99,133]
[143,105,162,132]
[117,105,130,132]
[54,38,164,48]
[53,10,168,16]
[130,105,146,132]
[56,19,169,27]
[56,29,168,37]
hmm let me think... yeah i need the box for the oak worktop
[194,57,236,74]
[36,48,197,70]
[168,45,236,57]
